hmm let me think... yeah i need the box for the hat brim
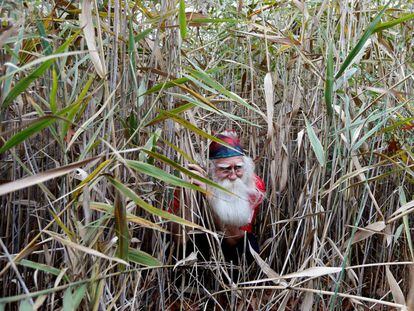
[209,147,244,159]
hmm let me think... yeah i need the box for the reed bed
[0,0,413,310]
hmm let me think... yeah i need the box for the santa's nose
[227,172,238,180]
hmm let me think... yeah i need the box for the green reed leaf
[304,115,325,167]
[128,248,162,267]
[179,0,187,39]
[108,177,205,230]
[325,40,334,117]
[1,30,81,110]
[374,12,414,33]
[335,2,390,79]
[126,160,207,194]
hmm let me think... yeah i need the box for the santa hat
[209,130,244,159]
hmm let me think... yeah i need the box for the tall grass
[0,0,413,309]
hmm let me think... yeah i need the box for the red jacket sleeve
[168,188,181,214]
[255,175,266,194]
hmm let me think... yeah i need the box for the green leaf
[108,177,205,230]
[18,259,69,282]
[126,160,206,193]
[2,30,81,110]
[182,73,218,94]
[159,136,197,164]
[141,149,231,194]
[63,288,74,311]
[134,28,153,42]
[0,21,24,106]
[36,20,52,56]
[179,0,187,39]
[62,286,86,311]
[128,247,162,266]
[381,117,414,133]
[142,67,221,96]
[303,115,325,167]
[19,300,32,311]
[160,110,247,155]
[72,285,86,310]
[139,129,162,163]
[145,103,195,126]
[128,19,137,69]
[335,2,390,79]
[352,118,387,151]
[374,13,414,33]
[325,40,334,117]
[188,68,262,115]
[61,74,95,141]
[114,195,129,265]
[188,17,238,24]
[172,93,259,126]
[49,68,58,113]
[143,76,189,96]
[0,116,59,154]
[90,201,168,232]
[394,224,404,243]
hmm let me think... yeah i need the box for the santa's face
[212,156,245,182]
[209,156,255,227]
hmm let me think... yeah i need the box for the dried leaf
[407,266,414,311]
[33,295,47,310]
[236,30,301,46]
[0,22,19,50]
[46,231,129,266]
[325,40,334,117]
[264,72,274,137]
[80,0,106,78]
[281,266,342,279]
[297,129,304,153]
[348,221,386,245]
[279,151,288,192]
[241,265,342,286]
[249,244,288,286]
[0,156,100,196]
[173,252,198,270]
[301,280,314,311]
[385,266,406,306]
[390,200,414,218]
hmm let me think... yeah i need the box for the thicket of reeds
[0,0,413,309]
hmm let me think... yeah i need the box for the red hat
[209,131,244,159]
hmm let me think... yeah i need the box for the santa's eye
[217,164,244,173]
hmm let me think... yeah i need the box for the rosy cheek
[215,171,225,178]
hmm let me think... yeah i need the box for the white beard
[209,178,253,227]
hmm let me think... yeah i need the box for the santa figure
[172,131,266,263]
[189,131,266,262]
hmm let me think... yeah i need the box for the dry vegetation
[1,0,414,310]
